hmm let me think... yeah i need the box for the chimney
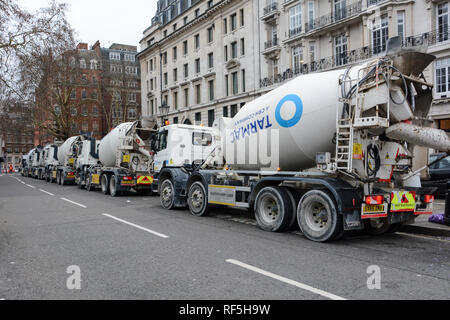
[77,43,88,50]
[92,40,101,56]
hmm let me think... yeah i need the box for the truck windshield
[156,130,168,151]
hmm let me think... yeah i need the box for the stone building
[139,0,450,131]
[138,0,262,126]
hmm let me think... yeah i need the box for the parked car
[422,153,450,197]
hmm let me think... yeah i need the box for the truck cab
[42,144,60,182]
[75,138,100,189]
[152,124,220,173]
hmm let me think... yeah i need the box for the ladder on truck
[335,61,391,174]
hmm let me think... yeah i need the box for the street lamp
[159,100,170,126]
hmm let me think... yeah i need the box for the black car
[422,153,450,197]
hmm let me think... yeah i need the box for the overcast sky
[19,0,158,49]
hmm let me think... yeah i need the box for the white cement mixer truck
[53,135,87,185]
[151,45,446,242]
[82,119,156,196]
[42,143,61,183]
[30,145,45,179]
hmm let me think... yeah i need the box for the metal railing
[264,37,280,50]
[304,0,362,33]
[289,26,302,38]
[263,2,278,16]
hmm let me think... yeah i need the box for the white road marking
[102,214,169,239]
[39,189,55,196]
[60,198,87,208]
[226,259,347,301]
[26,184,36,189]
[21,181,25,184]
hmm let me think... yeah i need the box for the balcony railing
[289,26,302,38]
[259,30,435,88]
[304,0,362,33]
[264,37,280,50]
[263,2,278,16]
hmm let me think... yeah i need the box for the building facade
[1,101,35,170]
[138,0,262,126]
[139,0,450,131]
[95,42,142,130]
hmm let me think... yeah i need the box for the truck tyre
[77,176,84,189]
[61,173,66,186]
[364,218,391,236]
[45,172,50,183]
[159,179,175,210]
[281,186,301,230]
[387,222,404,233]
[101,174,110,195]
[56,171,61,185]
[109,175,120,197]
[254,186,294,232]
[297,190,343,242]
[187,181,209,217]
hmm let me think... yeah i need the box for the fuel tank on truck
[98,120,153,167]
[57,136,80,165]
[221,68,347,171]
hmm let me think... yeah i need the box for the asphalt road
[0,173,449,300]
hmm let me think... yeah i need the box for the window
[231,13,237,31]
[81,106,88,116]
[173,46,177,61]
[82,122,88,132]
[184,16,188,25]
[82,89,87,99]
[80,59,86,69]
[71,107,77,116]
[128,108,137,119]
[195,112,202,124]
[173,117,179,124]
[93,121,99,131]
[335,34,347,66]
[308,1,314,30]
[162,52,167,65]
[232,72,238,95]
[192,132,212,146]
[208,52,214,69]
[272,58,279,76]
[223,106,228,117]
[194,34,200,49]
[372,16,388,54]
[207,27,214,43]
[195,8,200,17]
[124,54,135,62]
[231,42,237,59]
[225,74,229,96]
[436,58,450,96]
[309,41,316,62]
[240,8,244,26]
[92,106,98,116]
[70,90,76,100]
[195,58,200,74]
[208,0,213,8]
[184,88,189,107]
[224,45,228,61]
[173,91,178,110]
[173,68,178,82]
[438,3,449,42]
[184,63,189,78]
[334,0,346,21]
[208,80,214,100]
[231,104,238,117]
[90,60,98,70]
[128,93,136,102]
[289,4,302,36]
[155,130,168,151]
[164,72,168,86]
[223,18,228,34]
[183,40,188,55]
[195,84,201,104]
[292,46,303,72]
[241,69,246,92]
[397,11,405,41]
[110,52,121,60]
[208,109,215,127]
[240,38,245,56]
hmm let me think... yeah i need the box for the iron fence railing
[263,2,278,16]
[264,37,280,50]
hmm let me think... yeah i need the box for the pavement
[0,173,449,300]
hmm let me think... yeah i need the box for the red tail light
[423,195,434,203]
[122,176,133,181]
[365,195,384,205]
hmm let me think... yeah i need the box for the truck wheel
[101,174,110,195]
[297,190,343,242]
[281,186,301,230]
[254,186,294,232]
[159,179,175,210]
[387,222,404,234]
[187,181,209,217]
[77,176,84,190]
[56,171,61,185]
[364,218,391,236]
[109,175,120,197]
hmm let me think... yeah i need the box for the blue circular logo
[275,94,303,128]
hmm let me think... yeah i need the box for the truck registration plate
[361,204,387,219]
